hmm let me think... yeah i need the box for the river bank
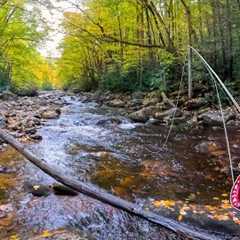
[0,91,66,146]
[82,90,239,128]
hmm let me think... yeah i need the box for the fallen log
[0,129,217,240]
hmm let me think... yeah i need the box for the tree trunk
[226,0,233,80]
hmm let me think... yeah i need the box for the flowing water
[0,93,240,239]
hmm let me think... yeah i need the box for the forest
[0,0,239,94]
[1,0,240,240]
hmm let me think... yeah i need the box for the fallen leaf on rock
[41,230,53,238]
[152,200,176,209]
[9,234,20,240]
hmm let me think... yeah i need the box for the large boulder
[108,99,125,108]
[129,106,158,122]
[199,110,235,126]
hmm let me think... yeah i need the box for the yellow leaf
[9,235,20,240]
[152,200,162,208]
[41,230,53,238]
[152,200,175,209]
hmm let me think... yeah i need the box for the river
[0,92,240,239]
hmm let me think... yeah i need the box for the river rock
[129,106,157,122]
[30,134,43,141]
[129,98,143,108]
[28,184,51,197]
[41,108,61,119]
[185,98,208,110]
[194,141,223,156]
[0,203,14,221]
[52,184,78,196]
[108,99,125,108]
[154,108,182,120]
[7,121,21,131]
[96,117,122,126]
[0,204,13,213]
[199,110,235,126]
[25,128,37,135]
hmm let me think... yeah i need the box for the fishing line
[210,72,235,185]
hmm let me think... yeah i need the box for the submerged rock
[194,141,224,156]
[141,160,178,177]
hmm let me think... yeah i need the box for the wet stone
[27,184,51,197]
[108,99,125,108]
[199,110,235,126]
[96,117,122,126]
[52,184,78,196]
[30,134,43,141]
[41,108,61,119]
